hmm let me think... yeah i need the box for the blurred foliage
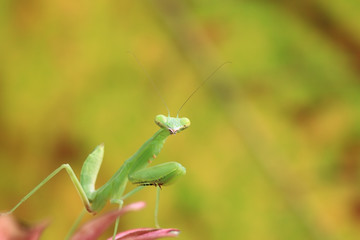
[1,0,360,239]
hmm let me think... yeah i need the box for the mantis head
[155,115,190,134]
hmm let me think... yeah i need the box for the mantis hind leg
[111,200,123,240]
[3,164,92,215]
[109,186,144,239]
[3,145,106,215]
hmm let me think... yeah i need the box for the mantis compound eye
[180,117,190,129]
[155,114,167,128]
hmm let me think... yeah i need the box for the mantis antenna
[176,61,232,117]
[128,51,171,116]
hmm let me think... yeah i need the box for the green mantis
[2,114,189,238]
[2,59,229,239]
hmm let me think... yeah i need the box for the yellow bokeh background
[1,0,360,239]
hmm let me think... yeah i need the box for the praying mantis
[1,59,229,239]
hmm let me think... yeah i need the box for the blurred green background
[1,0,360,239]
